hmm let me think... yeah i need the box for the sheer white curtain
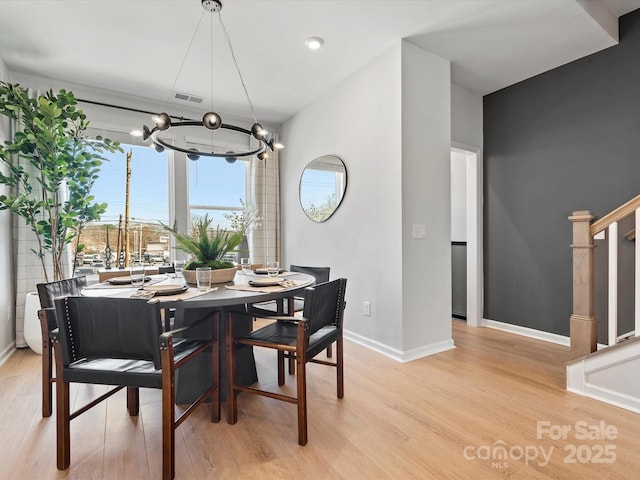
[247,148,280,267]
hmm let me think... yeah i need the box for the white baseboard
[0,343,16,367]
[482,318,570,346]
[401,339,456,362]
[344,329,455,363]
[345,318,568,364]
[568,383,640,415]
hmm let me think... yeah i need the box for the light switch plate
[412,224,426,239]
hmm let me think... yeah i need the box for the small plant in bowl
[162,214,242,284]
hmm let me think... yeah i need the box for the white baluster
[608,222,618,346]
[636,209,640,338]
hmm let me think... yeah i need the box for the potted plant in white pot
[163,213,242,285]
[0,82,121,353]
[0,81,121,282]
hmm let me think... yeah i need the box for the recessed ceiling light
[305,37,324,50]
[129,129,143,137]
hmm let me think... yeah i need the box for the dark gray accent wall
[452,242,467,318]
[483,10,640,339]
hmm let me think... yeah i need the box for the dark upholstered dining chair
[50,296,220,480]
[158,264,176,275]
[248,265,332,373]
[226,278,347,446]
[36,275,87,417]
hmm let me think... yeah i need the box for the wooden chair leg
[54,344,70,470]
[225,313,238,424]
[211,311,221,423]
[277,351,285,386]
[42,337,53,417]
[161,341,176,480]
[296,354,308,446]
[337,337,344,399]
[296,324,308,446]
[127,387,140,416]
[288,357,295,375]
[326,344,332,358]
[56,379,71,470]
[39,310,53,417]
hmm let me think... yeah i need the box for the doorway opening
[451,145,482,327]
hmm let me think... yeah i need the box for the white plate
[249,277,284,287]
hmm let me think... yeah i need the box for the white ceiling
[0,0,639,124]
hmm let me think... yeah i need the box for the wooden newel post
[569,210,597,359]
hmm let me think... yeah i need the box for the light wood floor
[1,320,639,479]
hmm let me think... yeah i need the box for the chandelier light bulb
[142,125,152,141]
[251,122,267,139]
[225,151,237,163]
[153,142,165,153]
[202,112,222,130]
[153,113,171,131]
[187,148,200,161]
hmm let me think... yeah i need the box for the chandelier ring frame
[148,121,267,159]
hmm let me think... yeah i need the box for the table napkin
[141,287,218,302]
[225,280,298,294]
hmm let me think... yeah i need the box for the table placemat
[85,275,167,290]
[134,286,218,302]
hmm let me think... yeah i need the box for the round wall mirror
[299,155,347,222]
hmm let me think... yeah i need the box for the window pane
[76,143,169,272]
[94,144,169,224]
[189,158,247,229]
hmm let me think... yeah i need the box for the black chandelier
[142,0,283,161]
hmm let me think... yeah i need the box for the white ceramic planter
[23,291,42,355]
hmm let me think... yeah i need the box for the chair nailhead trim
[335,281,344,324]
[64,297,77,361]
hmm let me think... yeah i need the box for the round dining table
[83,269,316,402]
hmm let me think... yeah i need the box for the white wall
[451,83,483,149]
[451,151,467,242]
[281,41,454,360]
[0,59,16,364]
[400,41,452,355]
[281,43,404,352]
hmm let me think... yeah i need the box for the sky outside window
[91,144,169,224]
[188,157,247,229]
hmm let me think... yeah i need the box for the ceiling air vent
[173,92,204,104]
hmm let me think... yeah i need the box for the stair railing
[570,193,640,358]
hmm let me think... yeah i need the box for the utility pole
[124,149,132,266]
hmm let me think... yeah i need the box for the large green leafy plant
[0,82,121,282]
[163,213,242,270]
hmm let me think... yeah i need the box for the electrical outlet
[363,301,371,316]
